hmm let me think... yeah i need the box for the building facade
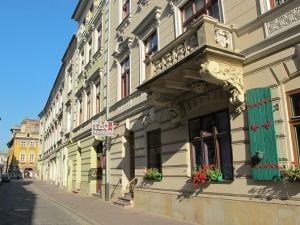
[38,0,300,224]
[65,0,107,196]
[7,119,39,178]
[106,0,300,224]
[38,36,77,190]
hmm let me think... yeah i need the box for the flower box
[144,168,162,181]
[191,165,222,188]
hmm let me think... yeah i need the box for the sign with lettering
[92,120,114,136]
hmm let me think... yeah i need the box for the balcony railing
[144,15,238,81]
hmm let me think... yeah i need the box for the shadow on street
[0,180,36,225]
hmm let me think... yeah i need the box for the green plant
[281,164,300,182]
[191,165,222,188]
[144,168,162,181]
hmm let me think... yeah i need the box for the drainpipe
[104,0,111,201]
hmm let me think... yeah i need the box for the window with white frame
[133,7,161,83]
[20,153,26,163]
[79,97,83,125]
[259,0,288,14]
[80,50,85,72]
[29,152,35,162]
[121,57,130,99]
[68,72,72,93]
[122,0,130,20]
[144,31,158,79]
[95,82,100,114]
[88,39,92,62]
[20,141,26,148]
[67,109,72,132]
[29,141,35,148]
[181,0,221,30]
[87,91,91,120]
[97,23,102,50]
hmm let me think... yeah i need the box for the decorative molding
[116,14,132,34]
[112,36,133,62]
[265,5,300,36]
[199,60,245,113]
[137,0,150,9]
[153,33,198,75]
[133,7,161,39]
[214,28,233,49]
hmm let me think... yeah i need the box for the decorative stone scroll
[214,28,233,49]
[199,60,245,113]
[265,6,300,36]
[112,36,133,62]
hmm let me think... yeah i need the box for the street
[0,180,197,225]
[0,180,90,225]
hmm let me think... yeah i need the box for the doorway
[129,131,135,181]
[96,142,104,195]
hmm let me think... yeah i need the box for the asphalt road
[0,179,89,225]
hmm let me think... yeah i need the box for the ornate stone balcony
[138,15,245,123]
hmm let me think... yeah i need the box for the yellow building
[7,119,39,178]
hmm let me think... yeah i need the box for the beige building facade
[38,0,300,224]
[105,0,300,224]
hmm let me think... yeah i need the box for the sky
[0,1,78,152]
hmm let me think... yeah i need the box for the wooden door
[96,143,103,194]
[129,131,135,181]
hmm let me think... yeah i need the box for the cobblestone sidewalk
[32,180,197,225]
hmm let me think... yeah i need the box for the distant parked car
[1,173,10,182]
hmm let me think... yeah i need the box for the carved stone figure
[199,60,245,113]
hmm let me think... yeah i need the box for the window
[79,98,83,124]
[88,39,92,62]
[147,129,162,171]
[189,110,233,180]
[144,32,158,58]
[80,50,85,71]
[87,91,91,120]
[67,109,72,132]
[20,141,26,148]
[144,32,158,79]
[68,73,72,93]
[29,153,35,162]
[121,57,130,98]
[181,0,220,30]
[287,89,300,162]
[122,0,130,20]
[20,153,26,163]
[29,141,35,148]
[97,24,102,50]
[96,83,100,114]
[260,0,288,14]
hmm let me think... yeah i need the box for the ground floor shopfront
[66,133,107,197]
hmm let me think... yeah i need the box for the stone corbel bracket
[199,60,245,113]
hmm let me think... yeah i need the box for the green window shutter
[246,88,280,180]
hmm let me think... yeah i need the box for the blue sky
[0,1,78,152]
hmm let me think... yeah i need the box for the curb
[31,183,100,225]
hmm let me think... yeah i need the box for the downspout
[104,0,111,201]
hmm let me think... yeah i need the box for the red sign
[92,121,114,136]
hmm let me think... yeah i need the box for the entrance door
[129,131,135,181]
[96,143,103,195]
